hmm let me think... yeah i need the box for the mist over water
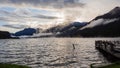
[0,38,119,68]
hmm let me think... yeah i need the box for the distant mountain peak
[92,6,120,20]
[109,6,120,15]
[114,6,120,9]
[77,7,120,37]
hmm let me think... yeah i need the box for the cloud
[50,0,120,24]
[0,0,84,31]
[33,14,59,19]
[3,24,27,29]
[81,18,119,29]
[0,0,84,9]
[0,8,60,28]
[78,0,120,21]
[0,0,84,29]
[84,19,104,28]
[0,0,120,30]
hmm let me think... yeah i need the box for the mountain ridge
[74,6,120,37]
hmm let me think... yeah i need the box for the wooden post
[73,44,75,49]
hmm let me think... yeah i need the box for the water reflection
[0,38,119,68]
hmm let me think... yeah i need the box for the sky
[0,0,120,33]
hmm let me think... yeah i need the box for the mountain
[43,7,120,37]
[14,28,36,36]
[43,25,62,33]
[44,22,87,37]
[75,7,120,37]
[57,22,88,37]
[92,7,120,20]
[44,22,87,33]
[0,31,11,39]
[60,22,87,32]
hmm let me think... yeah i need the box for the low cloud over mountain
[75,7,120,37]
[0,0,120,33]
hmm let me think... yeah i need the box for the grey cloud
[0,10,24,19]
[33,14,58,19]
[0,0,9,3]
[0,0,85,29]
[14,9,32,16]
[0,9,59,22]
[0,17,16,22]
[0,8,60,28]
[0,0,84,8]
[3,24,27,29]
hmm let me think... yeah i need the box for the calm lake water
[0,38,119,68]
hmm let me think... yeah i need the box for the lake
[0,38,119,68]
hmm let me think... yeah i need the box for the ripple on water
[0,38,119,68]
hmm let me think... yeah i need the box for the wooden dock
[95,40,120,59]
